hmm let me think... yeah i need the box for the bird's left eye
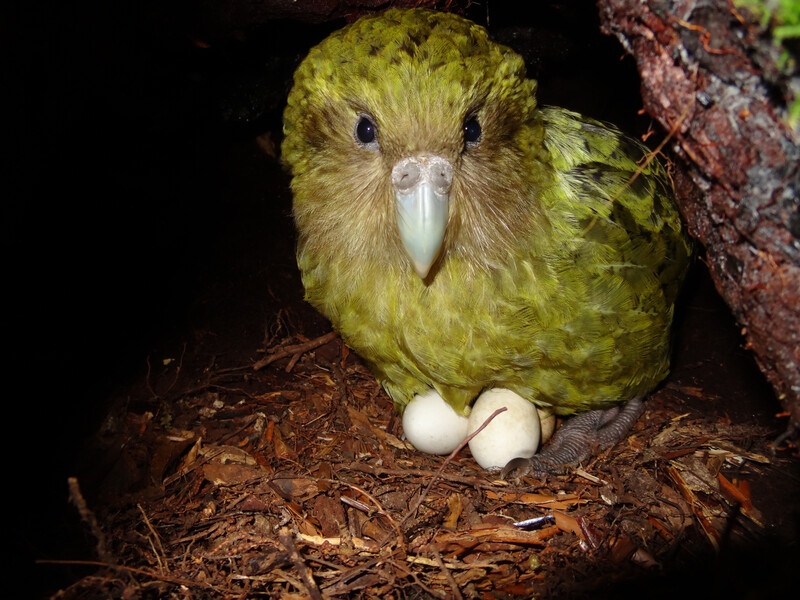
[463,117,481,145]
[355,115,378,148]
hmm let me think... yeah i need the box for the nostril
[428,157,454,195]
[392,158,422,194]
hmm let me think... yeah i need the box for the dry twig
[278,527,324,600]
[254,331,338,371]
[68,478,113,566]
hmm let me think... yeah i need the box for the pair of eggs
[401,388,549,470]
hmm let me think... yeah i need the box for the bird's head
[283,9,548,281]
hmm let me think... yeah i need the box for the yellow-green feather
[283,8,691,416]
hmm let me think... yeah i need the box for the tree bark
[597,0,800,434]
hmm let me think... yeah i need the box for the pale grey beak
[392,156,453,278]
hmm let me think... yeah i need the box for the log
[597,0,800,434]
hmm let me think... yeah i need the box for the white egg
[402,389,470,455]
[467,388,541,470]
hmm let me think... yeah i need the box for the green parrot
[281,8,690,473]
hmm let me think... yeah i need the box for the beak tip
[412,260,433,279]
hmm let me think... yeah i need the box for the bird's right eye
[463,116,481,146]
[355,116,378,146]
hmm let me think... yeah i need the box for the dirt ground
[11,3,799,598]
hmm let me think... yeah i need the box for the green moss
[735,0,800,131]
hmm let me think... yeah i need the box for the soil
[10,3,799,598]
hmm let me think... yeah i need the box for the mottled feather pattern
[282,9,691,416]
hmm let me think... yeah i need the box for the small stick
[278,528,324,600]
[253,331,338,371]
[138,503,169,574]
[67,477,112,565]
[432,548,463,600]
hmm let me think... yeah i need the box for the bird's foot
[501,397,644,478]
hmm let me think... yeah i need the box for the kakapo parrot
[281,8,691,473]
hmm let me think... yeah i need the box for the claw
[501,397,644,479]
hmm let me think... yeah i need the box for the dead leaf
[717,473,764,526]
[553,511,582,539]
[272,427,297,461]
[609,535,636,562]
[443,493,464,529]
[202,463,266,486]
[270,478,318,499]
[200,444,257,466]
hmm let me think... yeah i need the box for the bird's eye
[355,116,378,146]
[463,117,481,145]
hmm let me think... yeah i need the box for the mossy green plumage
[282,9,691,416]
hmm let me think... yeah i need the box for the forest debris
[608,535,636,562]
[270,478,319,499]
[669,455,720,495]
[297,533,381,553]
[484,490,587,509]
[551,510,603,548]
[238,495,270,512]
[278,528,324,600]
[197,444,266,485]
[667,465,722,549]
[272,425,298,461]
[717,473,764,526]
[67,478,112,565]
[254,331,339,371]
[704,445,771,465]
[149,429,196,483]
[420,524,560,553]
[406,554,508,570]
[255,389,303,403]
[431,549,464,600]
[574,468,605,484]
[202,463,265,486]
[340,494,372,514]
[200,444,258,465]
[553,511,582,538]
[347,405,412,450]
[647,515,676,541]
[443,493,464,529]
[313,495,347,537]
[395,407,508,533]
[138,503,169,574]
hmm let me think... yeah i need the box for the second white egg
[467,388,541,470]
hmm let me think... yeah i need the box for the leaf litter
[52,326,798,599]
